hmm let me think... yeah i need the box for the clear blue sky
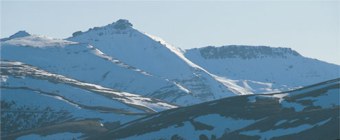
[1,1,339,65]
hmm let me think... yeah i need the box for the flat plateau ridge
[1,19,339,140]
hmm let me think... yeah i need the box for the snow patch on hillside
[298,89,339,108]
[194,114,255,137]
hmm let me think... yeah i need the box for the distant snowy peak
[71,19,133,37]
[1,35,78,48]
[189,45,301,59]
[1,30,31,41]
[8,30,31,38]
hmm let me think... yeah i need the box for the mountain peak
[110,19,133,30]
[1,30,31,41]
[71,19,133,37]
[11,30,31,38]
[192,45,301,59]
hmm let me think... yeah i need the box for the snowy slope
[1,60,177,138]
[0,33,189,99]
[68,19,249,105]
[93,78,340,140]
[185,45,340,93]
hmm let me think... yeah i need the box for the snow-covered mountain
[185,45,340,93]
[92,78,340,140]
[68,19,249,105]
[1,19,339,140]
[4,20,337,106]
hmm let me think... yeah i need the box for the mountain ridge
[187,45,301,59]
[185,44,339,94]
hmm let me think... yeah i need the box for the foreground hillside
[0,60,176,139]
[93,78,340,140]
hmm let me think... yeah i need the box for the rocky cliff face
[195,45,300,59]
